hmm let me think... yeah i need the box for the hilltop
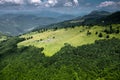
[38,11,120,30]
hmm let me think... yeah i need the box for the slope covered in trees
[35,11,120,30]
[0,37,120,80]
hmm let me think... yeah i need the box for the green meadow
[18,24,120,56]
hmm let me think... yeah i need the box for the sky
[0,0,120,15]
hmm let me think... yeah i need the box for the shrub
[116,30,119,34]
[87,30,91,36]
[106,35,110,38]
[40,39,43,41]
[53,36,55,39]
[95,32,98,35]
[98,33,103,38]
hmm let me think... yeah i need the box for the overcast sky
[0,0,120,15]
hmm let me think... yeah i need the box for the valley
[0,9,120,80]
[0,11,76,35]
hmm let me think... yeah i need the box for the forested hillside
[0,37,120,80]
[0,0,120,79]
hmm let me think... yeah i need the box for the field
[18,24,120,56]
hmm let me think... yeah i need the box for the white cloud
[64,2,73,7]
[0,0,80,7]
[64,0,79,7]
[29,0,41,4]
[73,0,79,6]
[97,1,116,8]
[0,0,24,4]
[45,0,58,7]
[0,0,42,4]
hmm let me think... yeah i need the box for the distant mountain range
[0,10,120,36]
[42,10,120,29]
[0,11,76,35]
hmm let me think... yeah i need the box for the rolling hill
[18,24,120,56]
[0,10,120,80]
[18,11,120,56]
[0,12,76,36]
[0,14,59,35]
[39,11,120,30]
[0,27,120,80]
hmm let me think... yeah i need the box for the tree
[106,35,109,38]
[98,33,103,38]
[116,30,119,34]
[53,27,58,31]
[109,25,113,33]
[87,30,91,36]
[95,32,98,35]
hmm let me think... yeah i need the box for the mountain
[75,10,110,20]
[0,11,76,36]
[41,11,120,29]
[57,14,76,21]
[0,10,77,36]
[0,14,58,35]
[97,11,120,24]
[0,10,120,80]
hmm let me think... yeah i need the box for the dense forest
[0,37,120,80]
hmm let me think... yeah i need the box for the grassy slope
[18,24,120,56]
[0,33,7,42]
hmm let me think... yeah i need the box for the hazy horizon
[0,0,120,16]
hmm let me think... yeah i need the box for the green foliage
[116,29,119,34]
[106,35,110,38]
[95,31,98,35]
[98,33,103,37]
[87,30,92,36]
[0,37,120,80]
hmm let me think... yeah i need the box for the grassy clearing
[18,25,120,56]
[0,36,7,42]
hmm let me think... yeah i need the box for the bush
[106,35,110,38]
[95,32,98,35]
[87,30,91,36]
[116,30,119,34]
[98,33,103,38]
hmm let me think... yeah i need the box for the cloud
[0,0,80,7]
[64,2,73,7]
[45,0,58,7]
[73,0,79,6]
[29,0,41,4]
[0,0,24,4]
[0,0,42,5]
[97,1,119,8]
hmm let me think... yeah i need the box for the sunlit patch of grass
[18,24,120,56]
[0,36,7,42]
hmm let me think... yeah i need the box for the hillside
[0,13,76,36]
[18,24,120,56]
[0,14,59,35]
[40,11,119,29]
[0,10,120,80]
[0,36,120,80]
